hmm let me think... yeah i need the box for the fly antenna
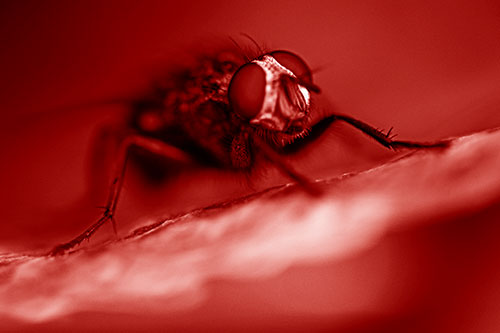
[228,36,250,62]
[240,33,265,55]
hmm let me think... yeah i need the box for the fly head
[228,50,321,146]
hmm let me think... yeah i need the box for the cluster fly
[49,37,447,255]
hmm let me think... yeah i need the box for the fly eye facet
[228,63,266,120]
[269,50,320,93]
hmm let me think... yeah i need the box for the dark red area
[1,1,500,331]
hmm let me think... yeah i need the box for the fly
[49,39,448,255]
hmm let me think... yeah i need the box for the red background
[1,0,500,331]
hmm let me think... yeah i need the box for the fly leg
[251,113,449,196]
[49,134,194,256]
[252,134,323,196]
[332,114,449,150]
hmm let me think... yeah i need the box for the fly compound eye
[269,50,320,93]
[228,63,266,120]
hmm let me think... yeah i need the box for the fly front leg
[332,114,450,150]
[251,134,323,196]
[49,134,195,256]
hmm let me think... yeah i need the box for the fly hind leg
[49,135,195,256]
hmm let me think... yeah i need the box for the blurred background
[1,0,500,331]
